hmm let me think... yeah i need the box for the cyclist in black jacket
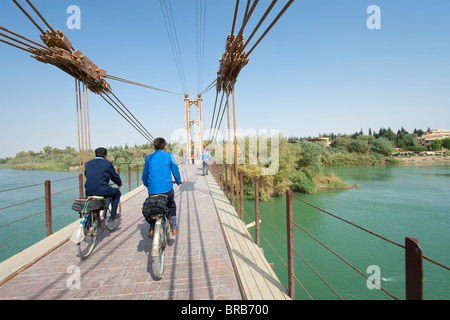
[84,147,123,221]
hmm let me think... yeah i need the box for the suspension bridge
[0,1,449,301]
[0,0,295,300]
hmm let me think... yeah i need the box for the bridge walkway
[0,164,288,300]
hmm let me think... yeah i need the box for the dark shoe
[147,227,154,239]
[108,214,121,222]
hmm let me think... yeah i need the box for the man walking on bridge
[142,137,182,238]
[202,148,211,176]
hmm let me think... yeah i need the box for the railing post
[239,170,244,221]
[128,165,131,192]
[230,165,234,207]
[45,180,52,236]
[221,164,225,192]
[405,237,423,300]
[254,176,260,247]
[136,164,139,188]
[225,164,228,198]
[286,189,295,299]
[78,173,84,198]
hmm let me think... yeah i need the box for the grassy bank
[321,152,381,166]
[0,163,69,171]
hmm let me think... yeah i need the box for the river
[243,162,450,300]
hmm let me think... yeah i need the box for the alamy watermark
[366,265,381,289]
[367,5,381,30]
[170,128,280,176]
[66,265,81,290]
[66,5,81,30]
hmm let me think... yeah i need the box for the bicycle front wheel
[77,214,98,259]
[152,221,166,280]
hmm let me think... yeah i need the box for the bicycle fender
[151,220,162,257]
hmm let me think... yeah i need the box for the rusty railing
[0,164,142,260]
[209,162,450,300]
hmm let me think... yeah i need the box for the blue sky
[0,0,449,158]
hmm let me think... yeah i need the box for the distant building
[306,137,331,147]
[287,137,332,147]
[414,129,450,150]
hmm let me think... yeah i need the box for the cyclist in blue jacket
[142,137,181,238]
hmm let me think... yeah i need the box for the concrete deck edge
[0,185,146,285]
[205,174,291,300]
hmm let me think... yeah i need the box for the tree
[331,135,351,151]
[376,127,397,143]
[43,146,52,154]
[442,138,450,149]
[398,134,415,150]
[432,139,443,151]
[371,138,394,156]
[298,141,323,168]
[413,128,424,137]
[348,138,370,154]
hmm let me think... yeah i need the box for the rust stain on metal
[33,31,110,94]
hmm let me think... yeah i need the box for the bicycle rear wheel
[77,214,98,259]
[152,220,166,280]
[104,200,121,231]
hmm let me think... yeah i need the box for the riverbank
[0,162,144,171]
[391,155,450,163]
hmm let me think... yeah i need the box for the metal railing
[0,165,143,260]
[210,162,450,300]
[0,176,79,249]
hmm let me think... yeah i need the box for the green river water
[242,162,450,300]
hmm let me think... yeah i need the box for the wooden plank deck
[206,172,291,300]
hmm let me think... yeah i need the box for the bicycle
[142,182,180,279]
[71,196,121,260]
[150,198,172,279]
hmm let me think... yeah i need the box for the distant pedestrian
[191,153,195,164]
[202,149,211,175]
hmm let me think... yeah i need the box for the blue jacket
[142,150,181,195]
[202,151,211,161]
[84,157,122,196]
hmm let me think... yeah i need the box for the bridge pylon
[184,94,203,159]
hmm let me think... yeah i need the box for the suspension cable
[241,0,278,52]
[108,90,155,141]
[105,74,183,95]
[0,37,35,54]
[12,0,45,35]
[196,0,207,95]
[159,0,188,94]
[24,0,56,34]
[0,25,49,51]
[99,92,154,144]
[247,0,294,56]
